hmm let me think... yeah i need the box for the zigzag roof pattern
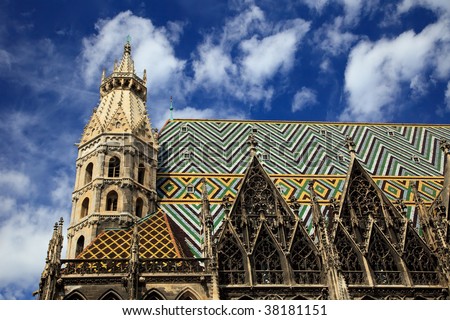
[157,119,450,176]
[155,119,449,258]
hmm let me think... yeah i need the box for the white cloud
[192,6,310,109]
[340,20,450,122]
[314,17,359,56]
[0,170,31,196]
[292,87,318,112]
[193,40,236,86]
[302,0,379,25]
[445,82,450,111]
[303,0,329,12]
[240,19,308,84]
[81,10,185,92]
[398,0,450,16]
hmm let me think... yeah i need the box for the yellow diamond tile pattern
[78,211,181,259]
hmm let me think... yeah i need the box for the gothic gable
[337,158,407,253]
[227,156,298,252]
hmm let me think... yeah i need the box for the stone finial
[440,139,450,154]
[201,177,208,200]
[247,134,258,156]
[170,96,174,121]
[345,135,356,157]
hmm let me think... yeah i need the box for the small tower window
[261,153,270,161]
[137,163,145,184]
[136,198,144,218]
[106,191,118,211]
[252,127,258,133]
[85,162,93,184]
[108,157,120,177]
[81,198,89,218]
[181,125,188,133]
[337,153,344,162]
[388,130,395,136]
[186,184,195,194]
[75,236,85,257]
[412,155,420,164]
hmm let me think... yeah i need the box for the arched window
[106,191,118,211]
[85,162,93,184]
[253,228,283,284]
[176,290,198,300]
[81,198,89,218]
[108,157,120,177]
[218,235,246,285]
[100,291,122,300]
[75,236,85,257]
[65,291,86,300]
[135,198,144,218]
[144,290,166,300]
[138,163,145,184]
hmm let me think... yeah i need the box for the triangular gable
[80,112,103,144]
[77,211,182,259]
[336,158,406,249]
[226,155,298,251]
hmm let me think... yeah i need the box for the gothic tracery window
[290,231,322,284]
[253,229,283,284]
[403,227,440,285]
[335,226,365,284]
[367,228,402,285]
[218,235,246,285]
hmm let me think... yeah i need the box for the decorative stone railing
[61,258,207,275]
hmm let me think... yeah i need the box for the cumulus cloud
[340,19,450,122]
[81,10,185,93]
[292,87,318,112]
[192,5,310,109]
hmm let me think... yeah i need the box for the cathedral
[37,41,450,300]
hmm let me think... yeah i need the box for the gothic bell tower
[66,40,158,258]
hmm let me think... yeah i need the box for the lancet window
[218,235,246,285]
[403,227,440,285]
[335,226,365,284]
[253,229,283,284]
[367,228,402,285]
[289,233,322,284]
[108,157,120,177]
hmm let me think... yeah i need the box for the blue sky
[0,0,450,299]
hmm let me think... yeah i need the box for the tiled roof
[78,211,182,259]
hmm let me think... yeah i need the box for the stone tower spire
[66,40,158,258]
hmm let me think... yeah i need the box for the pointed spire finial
[124,35,132,55]
[201,177,208,200]
[247,134,258,156]
[143,69,147,85]
[345,135,356,158]
[170,96,174,120]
